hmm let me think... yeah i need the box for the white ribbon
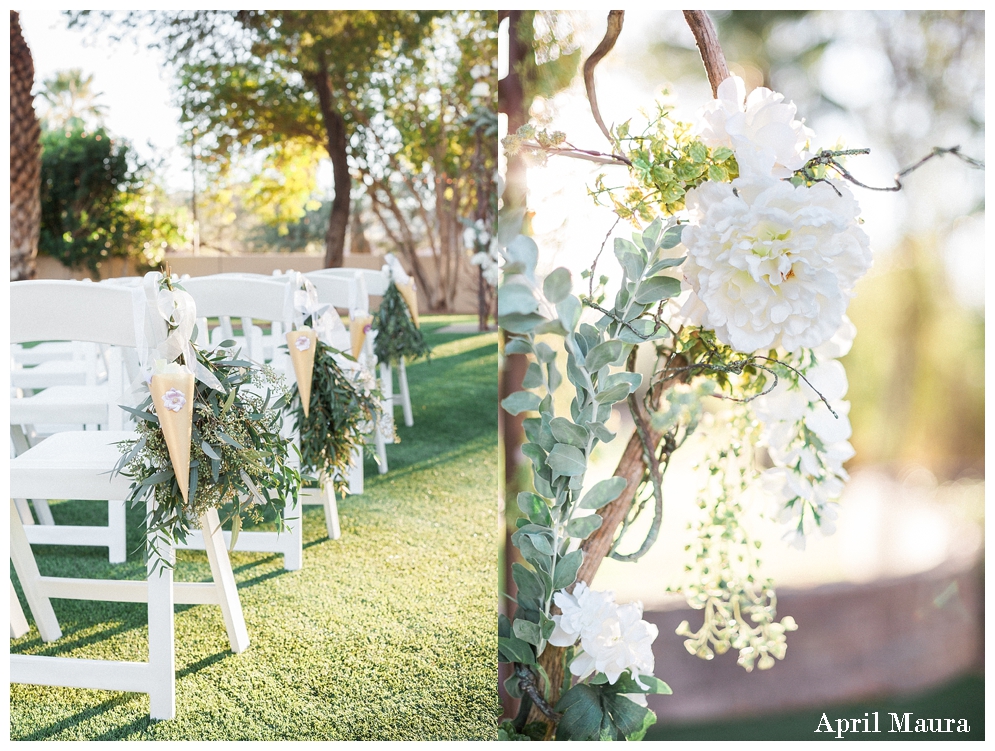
[133,271,223,392]
[289,272,347,346]
[382,253,414,289]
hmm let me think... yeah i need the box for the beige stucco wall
[34,252,481,314]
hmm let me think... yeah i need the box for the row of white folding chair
[305,268,415,430]
[10,333,138,562]
[175,274,355,571]
[9,277,249,720]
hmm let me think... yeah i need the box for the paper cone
[287,330,318,418]
[150,372,195,504]
[350,314,373,360]
[396,281,420,328]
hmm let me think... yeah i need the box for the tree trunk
[10,11,41,282]
[310,66,350,268]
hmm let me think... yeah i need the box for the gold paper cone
[350,314,373,360]
[150,372,195,504]
[396,281,420,328]
[286,330,318,418]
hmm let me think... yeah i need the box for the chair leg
[10,581,30,639]
[108,501,127,564]
[199,508,249,653]
[9,499,62,642]
[32,499,55,526]
[347,449,364,495]
[281,493,303,572]
[374,422,388,475]
[399,357,413,427]
[381,360,395,429]
[146,497,176,721]
[321,479,341,540]
[13,497,35,525]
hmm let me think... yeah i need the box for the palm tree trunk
[10,11,41,281]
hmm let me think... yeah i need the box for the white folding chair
[304,271,391,473]
[10,329,136,562]
[309,267,415,428]
[176,275,351,569]
[9,278,249,721]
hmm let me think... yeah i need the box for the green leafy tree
[354,10,497,311]
[39,124,184,275]
[69,10,441,268]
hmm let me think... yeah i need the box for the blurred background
[498,10,984,739]
[12,10,497,319]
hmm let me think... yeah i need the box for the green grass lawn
[10,316,500,740]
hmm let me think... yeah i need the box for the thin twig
[588,216,622,299]
[584,10,625,146]
[798,146,984,193]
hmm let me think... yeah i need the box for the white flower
[698,75,813,179]
[550,584,659,686]
[549,582,615,647]
[294,335,312,352]
[573,601,657,685]
[680,174,872,354]
[161,388,186,413]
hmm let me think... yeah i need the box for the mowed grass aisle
[10,316,499,740]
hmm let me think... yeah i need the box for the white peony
[572,601,658,685]
[680,175,872,354]
[548,582,615,647]
[294,334,312,352]
[698,75,813,179]
[549,583,658,686]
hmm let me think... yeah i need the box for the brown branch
[683,10,730,97]
[583,10,625,145]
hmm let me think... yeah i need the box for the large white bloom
[680,175,872,354]
[571,602,658,685]
[699,75,813,179]
[549,584,658,686]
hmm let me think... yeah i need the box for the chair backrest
[10,280,165,348]
[310,267,388,297]
[178,275,294,363]
[304,271,370,314]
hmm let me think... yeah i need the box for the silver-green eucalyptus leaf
[498,282,539,316]
[566,513,603,540]
[578,476,627,510]
[660,223,685,249]
[546,443,587,477]
[549,417,589,448]
[543,267,572,304]
[556,295,582,332]
[501,390,541,415]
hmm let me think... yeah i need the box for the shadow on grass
[18,695,138,741]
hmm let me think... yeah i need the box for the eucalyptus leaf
[594,382,632,405]
[500,312,547,334]
[505,337,533,355]
[534,342,555,363]
[498,635,536,665]
[660,224,685,249]
[498,283,539,316]
[513,618,544,647]
[585,340,624,373]
[543,267,572,304]
[556,295,581,332]
[522,362,544,389]
[552,549,583,589]
[634,275,682,304]
[517,492,552,526]
[498,208,526,247]
[501,390,541,415]
[566,513,602,539]
[506,234,539,278]
[578,476,627,509]
[549,417,588,448]
[546,443,587,477]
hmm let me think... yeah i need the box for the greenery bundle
[117,344,300,570]
[285,339,382,493]
[372,281,431,366]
